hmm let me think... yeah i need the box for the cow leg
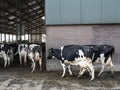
[60,61,66,77]
[19,55,22,66]
[39,60,42,71]
[24,55,27,66]
[106,56,114,74]
[61,63,66,77]
[77,68,86,78]
[109,61,114,74]
[31,58,36,72]
[67,65,73,76]
[87,62,95,81]
[98,63,105,77]
[4,56,7,67]
[11,53,14,62]
[10,55,13,63]
[78,66,82,75]
[87,67,92,76]
[31,62,36,73]
[31,58,34,69]
[7,57,10,66]
[98,54,105,76]
[31,62,33,69]
[10,49,13,62]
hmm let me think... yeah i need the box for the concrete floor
[0,66,120,90]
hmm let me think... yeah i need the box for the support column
[3,0,6,43]
[0,33,1,42]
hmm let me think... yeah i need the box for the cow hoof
[70,73,75,77]
[98,74,101,77]
[31,70,34,73]
[77,75,81,79]
[69,74,73,77]
[89,78,94,81]
[61,75,65,78]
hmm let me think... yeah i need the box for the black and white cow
[10,43,19,56]
[47,45,115,81]
[9,43,19,62]
[47,45,95,81]
[28,44,42,72]
[76,45,115,77]
[18,44,28,66]
[98,45,114,76]
[0,44,14,67]
[90,45,114,76]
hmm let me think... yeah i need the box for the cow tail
[105,46,115,63]
[14,51,18,56]
[111,46,115,58]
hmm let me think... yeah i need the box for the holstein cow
[47,45,95,81]
[10,43,19,56]
[28,44,42,72]
[0,44,14,67]
[18,44,28,66]
[9,43,19,62]
[77,45,115,77]
[90,45,114,76]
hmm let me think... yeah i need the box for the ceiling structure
[0,0,45,35]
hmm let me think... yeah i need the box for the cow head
[47,48,55,59]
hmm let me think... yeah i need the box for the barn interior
[0,0,45,43]
[0,0,46,69]
[0,1,120,89]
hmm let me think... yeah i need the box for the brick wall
[46,25,120,71]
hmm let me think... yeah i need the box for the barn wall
[46,0,120,25]
[46,25,120,71]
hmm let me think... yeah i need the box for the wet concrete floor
[0,66,120,90]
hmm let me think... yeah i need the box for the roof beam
[22,0,38,15]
